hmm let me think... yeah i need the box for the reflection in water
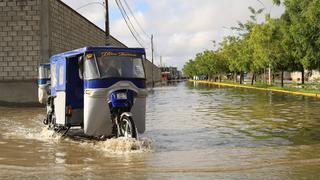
[187,82,320,146]
[1,82,320,179]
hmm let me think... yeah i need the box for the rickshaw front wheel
[119,114,137,139]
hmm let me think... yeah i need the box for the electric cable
[117,0,148,45]
[122,0,150,39]
[76,1,105,10]
[116,0,162,63]
[115,0,145,47]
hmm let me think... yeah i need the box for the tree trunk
[301,69,305,84]
[235,72,238,83]
[272,74,275,83]
[242,73,245,84]
[240,72,243,84]
[281,70,284,87]
[251,73,255,85]
[219,75,222,82]
[264,68,266,83]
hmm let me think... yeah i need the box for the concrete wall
[144,59,161,84]
[48,0,123,56]
[0,0,41,81]
[0,80,38,105]
[0,0,126,81]
[0,0,160,105]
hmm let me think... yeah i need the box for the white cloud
[61,0,285,69]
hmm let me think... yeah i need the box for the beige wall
[0,0,41,80]
[144,59,161,84]
[291,70,320,82]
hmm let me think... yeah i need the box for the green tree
[184,0,320,87]
[213,51,229,82]
[283,0,320,83]
[183,59,197,78]
[194,52,209,77]
[220,36,251,84]
[249,18,292,87]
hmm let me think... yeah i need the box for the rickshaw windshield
[97,55,145,79]
[83,52,145,80]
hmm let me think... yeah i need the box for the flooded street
[1,82,320,179]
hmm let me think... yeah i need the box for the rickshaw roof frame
[49,46,146,98]
[50,46,146,61]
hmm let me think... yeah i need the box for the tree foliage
[183,0,320,85]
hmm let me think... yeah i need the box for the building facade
[291,70,320,82]
[0,0,159,104]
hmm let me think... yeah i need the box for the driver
[98,59,121,77]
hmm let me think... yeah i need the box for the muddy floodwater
[1,82,320,179]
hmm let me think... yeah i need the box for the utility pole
[105,0,110,43]
[268,65,271,85]
[160,56,162,67]
[257,0,273,86]
[151,34,154,87]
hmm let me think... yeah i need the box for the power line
[115,0,147,47]
[76,1,105,10]
[118,0,149,45]
[116,0,161,67]
[115,0,144,47]
[122,0,150,39]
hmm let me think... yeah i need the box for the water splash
[1,114,61,143]
[1,112,153,154]
[94,137,154,154]
[37,127,62,141]
[36,127,155,155]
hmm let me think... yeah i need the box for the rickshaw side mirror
[78,56,84,79]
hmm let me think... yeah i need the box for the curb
[190,80,319,98]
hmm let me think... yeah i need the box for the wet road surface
[1,82,320,179]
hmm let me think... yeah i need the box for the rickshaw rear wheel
[119,115,137,139]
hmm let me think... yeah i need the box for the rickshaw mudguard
[83,94,113,136]
[84,80,147,136]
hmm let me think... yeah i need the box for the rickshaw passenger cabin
[38,46,147,138]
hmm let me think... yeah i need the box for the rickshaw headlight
[85,90,93,96]
[86,53,94,59]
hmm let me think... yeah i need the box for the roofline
[109,36,127,48]
[56,0,127,47]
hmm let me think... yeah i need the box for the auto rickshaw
[38,46,147,139]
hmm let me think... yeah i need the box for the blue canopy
[50,46,146,61]
[49,46,145,98]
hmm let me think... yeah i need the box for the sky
[61,0,285,70]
